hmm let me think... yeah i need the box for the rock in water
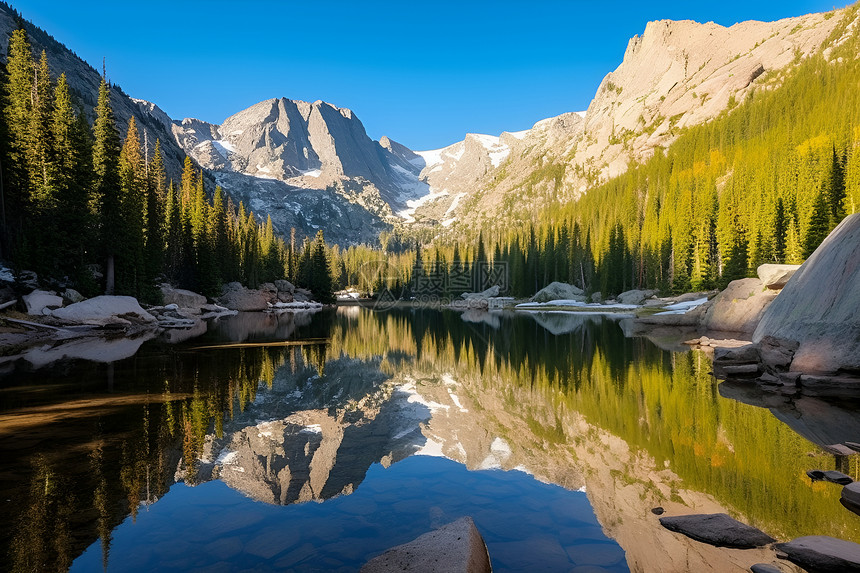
[531,282,585,303]
[754,214,860,374]
[360,516,491,573]
[658,513,775,548]
[701,278,778,333]
[757,264,801,290]
[617,289,657,305]
[775,536,860,572]
[218,282,275,311]
[462,285,500,300]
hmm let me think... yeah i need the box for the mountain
[136,97,431,244]
[405,8,848,235]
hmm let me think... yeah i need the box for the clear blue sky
[9,0,852,150]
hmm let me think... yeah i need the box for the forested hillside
[395,5,860,299]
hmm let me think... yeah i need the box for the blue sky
[10,0,851,150]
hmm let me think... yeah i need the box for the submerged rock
[659,513,775,548]
[360,516,491,573]
[775,536,860,573]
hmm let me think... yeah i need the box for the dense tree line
[0,27,335,303]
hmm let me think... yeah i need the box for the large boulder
[160,284,207,310]
[274,279,295,294]
[757,263,801,290]
[531,282,585,303]
[360,517,491,573]
[754,214,860,374]
[701,278,777,333]
[218,282,275,311]
[51,296,156,326]
[658,513,775,548]
[617,289,657,305]
[23,290,63,315]
[775,536,860,573]
[462,285,500,300]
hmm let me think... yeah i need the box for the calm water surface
[1,307,859,572]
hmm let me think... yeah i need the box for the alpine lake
[2,306,860,572]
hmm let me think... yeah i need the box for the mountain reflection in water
[1,307,859,572]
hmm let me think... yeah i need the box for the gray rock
[17,270,38,289]
[23,290,63,315]
[842,482,860,509]
[294,288,313,303]
[277,292,294,303]
[757,264,801,289]
[714,344,759,364]
[218,283,275,311]
[531,282,585,303]
[51,296,157,326]
[757,336,798,370]
[806,470,853,485]
[659,513,775,548]
[258,282,277,294]
[360,516,491,573]
[775,536,860,573]
[462,285,500,300]
[61,288,85,305]
[160,284,207,311]
[617,289,657,305]
[754,214,860,374]
[590,291,603,303]
[275,279,295,294]
[702,278,777,333]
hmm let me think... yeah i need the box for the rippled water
[2,307,859,572]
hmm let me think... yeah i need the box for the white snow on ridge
[469,133,510,167]
[444,193,465,217]
[575,110,587,119]
[301,169,321,178]
[508,129,530,139]
[212,140,235,156]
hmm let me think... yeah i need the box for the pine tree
[117,116,146,297]
[311,230,334,303]
[92,76,122,294]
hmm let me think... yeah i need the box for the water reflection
[1,307,859,572]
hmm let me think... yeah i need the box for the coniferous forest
[0,27,337,304]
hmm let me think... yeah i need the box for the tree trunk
[105,254,115,295]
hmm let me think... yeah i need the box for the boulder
[757,264,801,290]
[274,279,295,294]
[462,285,500,300]
[277,292,294,303]
[51,296,157,326]
[531,282,585,303]
[23,290,63,315]
[754,214,860,375]
[360,516,491,573]
[258,282,277,294]
[294,288,313,303]
[218,283,275,311]
[590,291,603,303]
[617,289,657,305]
[775,536,860,573]
[160,284,207,310]
[702,278,777,333]
[61,288,85,305]
[658,513,775,548]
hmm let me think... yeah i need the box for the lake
[1,307,859,572]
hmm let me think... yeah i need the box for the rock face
[757,264,801,290]
[701,278,777,333]
[23,290,63,315]
[658,513,775,548]
[51,296,157,326]
[775,536,860,573]
[754,214,860,374]
[360,517,492,573]
[403,10,846,235]
[531,282,586,303]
